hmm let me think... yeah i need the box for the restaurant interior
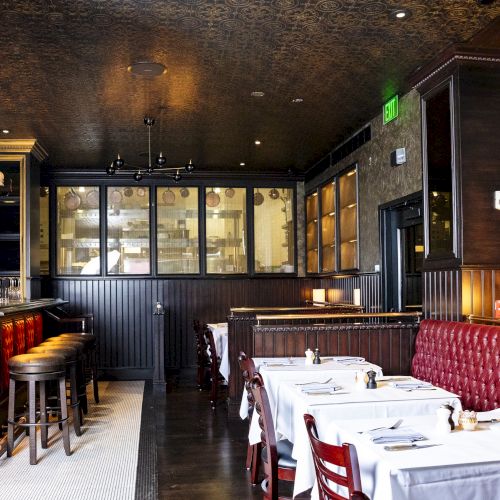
[0,1,499,499]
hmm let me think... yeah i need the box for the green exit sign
[383,95,399,124]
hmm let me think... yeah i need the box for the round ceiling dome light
[390,8,411,19]
[2,129,10,134]
[254,140,261,145]
[251,91,265,97]
[128,61,166,77]
[291,98,303,103]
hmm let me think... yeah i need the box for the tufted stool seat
[7,353,71,465]
[28,344,82,436]
[56,334,99,405]
[42,338,89,414]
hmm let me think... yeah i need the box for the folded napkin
[300,382,342,394]
[390,381,434,390]
[477,408,500,422]
[333,356,366,364]
[365,427,426,444]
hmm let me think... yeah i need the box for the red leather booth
[412,319,500,412]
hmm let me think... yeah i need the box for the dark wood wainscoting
[424,268,500,320]
[42,274,382,379]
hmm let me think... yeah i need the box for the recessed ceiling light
[391,8,411,19]
[240,162,246,166]
[291,98,303,103]
[251,91,265,97]
[254,140,261,145]
[2,129,10,134]
[127,61,166,77]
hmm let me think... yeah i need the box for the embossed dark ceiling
[1,1,499,173]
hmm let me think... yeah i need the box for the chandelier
[105,117,195,181]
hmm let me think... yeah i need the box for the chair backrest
[238,352,257,418]
[303,414,365,500]
[250,373,279,499]
[203,327,219,368]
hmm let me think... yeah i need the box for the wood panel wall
[424,268,500,320]
[42,274,382,379]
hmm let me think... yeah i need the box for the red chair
[238,351,260,485]
[250,373,296,499]
[303,414,369,500]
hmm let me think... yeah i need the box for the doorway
[380,192,423,312]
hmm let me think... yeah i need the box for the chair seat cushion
[59,333,96,346]
[42,339,85,355]
[8,353,65,374]
[28,345,78,362]
[261,439,297,469]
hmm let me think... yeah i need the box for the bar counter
[0,298,67,316]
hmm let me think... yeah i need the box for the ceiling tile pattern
[0,1,499,173]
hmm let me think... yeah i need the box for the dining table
[206,322,229,381]
[317,413,500,500]
[247,373,462,498]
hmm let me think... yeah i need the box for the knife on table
[384,443,442,451]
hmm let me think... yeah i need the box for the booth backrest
[412,319,500,411]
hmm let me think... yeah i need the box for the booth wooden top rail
[230,304,363,314]
[467,315,500,325]
[255,311,422,321]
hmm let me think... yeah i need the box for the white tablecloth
[267,379,462,497]
[206,323,229,381]
[320,415,500,500]
[240,356,383,420]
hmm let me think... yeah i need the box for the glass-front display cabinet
[254,187,294,273]
[306,164,358,274]
[205,187,246,274]
[56,186,100,275]
[157,186,199,274]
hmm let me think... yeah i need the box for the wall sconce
[312,289,326,306]
[353,288,361,306]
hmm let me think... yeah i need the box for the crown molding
[0,139,48,162]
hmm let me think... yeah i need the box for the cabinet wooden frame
[420,75,462,269]
[45,175,297,279]
[305,163,359,275]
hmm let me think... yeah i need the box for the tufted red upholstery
[412,320,500,412]
[33,312,43,345]
[0,321,14,392]
[13,318,26,355]
[25,314,35,350]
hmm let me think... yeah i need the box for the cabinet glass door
[338,167,358,270]
[107,187,150,275]
[321,182,336,272]
[254,188,294,273]
[306,192,319,273]
[205,187,246,274]
[157,186,199,274]
[56,186,100,275]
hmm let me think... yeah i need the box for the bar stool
[28,344,82,436]
[58,333,99,404]
[7,353,71,465]
[42,339,89,415]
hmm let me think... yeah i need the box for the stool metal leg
[28,380,37,465]
[92,351,99,404]
[59,377,71,456]
[40,381,48,448]
[7,378,16,457]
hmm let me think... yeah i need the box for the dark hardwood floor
[155,376,308,500]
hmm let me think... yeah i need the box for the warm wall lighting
[353,288,361,306]
[327,288,343,303]
[312,288,326,306]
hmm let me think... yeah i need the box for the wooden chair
[204,326,225,409]
[44,307,94,334]
[303,414,369,500]
[250,373,296,499]
[193,320,210,390]
[238,351,260,485]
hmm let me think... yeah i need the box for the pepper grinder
[366,370,377,389]
[313,348,321,364]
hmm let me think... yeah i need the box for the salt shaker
[355,371,366,390]
[305,348,314,366]
[436,404,454,433]
[313,348,321,364]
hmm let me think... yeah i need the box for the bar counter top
[0,298,67,316]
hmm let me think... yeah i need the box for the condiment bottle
[436,404,454,433]
[305,348,314,366]
[313,348,321,364]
